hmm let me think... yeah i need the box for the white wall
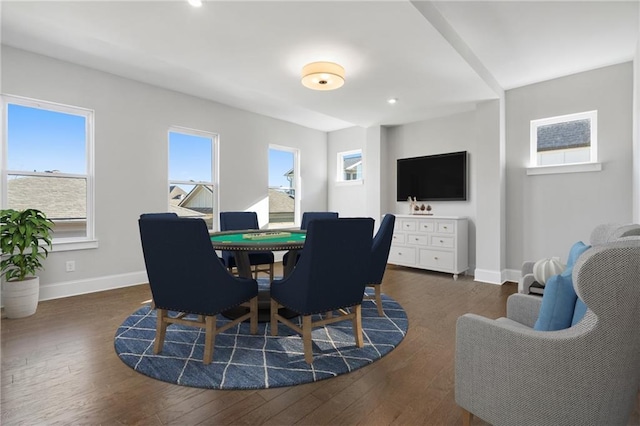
[1,46,328,300]
[385,110,479,272]
[634,13,640,223]
[505,62,634,269]
[327,126,367,217]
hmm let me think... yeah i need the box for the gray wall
[384,110,479,272]
[2,46,328,300]
[505,62,634,269]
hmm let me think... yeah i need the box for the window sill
[51,239,99,252]
[336,179,364,186]
[526,162,602,176]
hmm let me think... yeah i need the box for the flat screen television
[396,151,467,201]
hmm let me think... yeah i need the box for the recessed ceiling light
[188,0,202,7]
[388,98,398,104]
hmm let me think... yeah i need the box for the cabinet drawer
[418,221,435,232]
[430,235,454,248]
[401,220,417,232]
[419,249,454,270]
[392,233,406,244]
[389,246,416,265]
[407,234,428,246]
[437,221,455,233]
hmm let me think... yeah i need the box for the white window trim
[528,110,600,175]
[1,94,97,251]
[337,149,364,183]
[168,126,219,231]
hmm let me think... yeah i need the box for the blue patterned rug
[114,289,408,389]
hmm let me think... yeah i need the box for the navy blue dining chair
[270,218,373,364]
[364,214,396,316]
[282,211,339,268]
[138,216,258,365]
[219,211,275,280]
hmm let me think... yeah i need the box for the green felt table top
[209,229,306,248]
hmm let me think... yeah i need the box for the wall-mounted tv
[396,151,467,201]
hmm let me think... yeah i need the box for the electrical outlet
[66,261,75,272]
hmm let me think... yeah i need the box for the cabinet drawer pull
[440,239,443,243]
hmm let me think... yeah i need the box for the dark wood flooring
[2,264,639,425]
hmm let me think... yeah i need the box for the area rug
[114,289,408,389]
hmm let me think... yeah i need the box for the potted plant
[1,208,53,318]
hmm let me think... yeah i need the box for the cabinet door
[430,235,455,248]
[392,233,406,244]
[419,249,454,270]
[437,221,455,233]
[407,234,428,246]
[418,221,435,232]
[401,219,417,232]
[389,246,416,265]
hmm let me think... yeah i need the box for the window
[337,149,363,182]
[528,110,600,175]
[268,146,298,229]
[2,95,95,248]
[168,127,218,230]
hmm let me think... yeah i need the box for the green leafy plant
[0,209,53,282]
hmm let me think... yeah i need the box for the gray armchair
[519,223,640,294]
[455,236,640,425]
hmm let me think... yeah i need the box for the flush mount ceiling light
[187,0,202,7]
[387,98,398,104]
[301,62,345,91]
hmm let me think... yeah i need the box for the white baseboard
[473,268,515,285]
[504,269,521,283]
[39,270,149,302]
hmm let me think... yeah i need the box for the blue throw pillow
[533,270,577,331]
[571,298,588,326]
[566,241,590,269]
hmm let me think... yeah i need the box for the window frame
[167,126,219,231]
[336,149,364,185]
[268,144,300,229]
[527,110,601,175]
[1,94,97,251]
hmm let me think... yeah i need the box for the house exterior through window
[2,95,95,246]
[168,127,218,230]
[530,110,597,168]
[337,149,363,182]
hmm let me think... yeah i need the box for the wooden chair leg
[249,296,258,334]
[203,315,216,365]
[353,304,363,348]
[375,285,384,317]
[302,315,313,364]
[270,299,279,336]
[269,263,274,281]
[461,408,472,426]
[154,308,168,354]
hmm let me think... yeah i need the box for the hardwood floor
[1,264,638,425]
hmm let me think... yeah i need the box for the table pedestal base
[222,288,298,323]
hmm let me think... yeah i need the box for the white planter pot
[2,276,40,319]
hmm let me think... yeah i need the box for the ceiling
[1,1,638,132]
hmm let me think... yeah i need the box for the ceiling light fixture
[388,98,398,104]
[301,62,345,91]
[188,0,202,7]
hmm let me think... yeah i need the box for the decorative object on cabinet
[388,215,468,279]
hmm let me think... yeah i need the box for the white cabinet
[388,215,468,279]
